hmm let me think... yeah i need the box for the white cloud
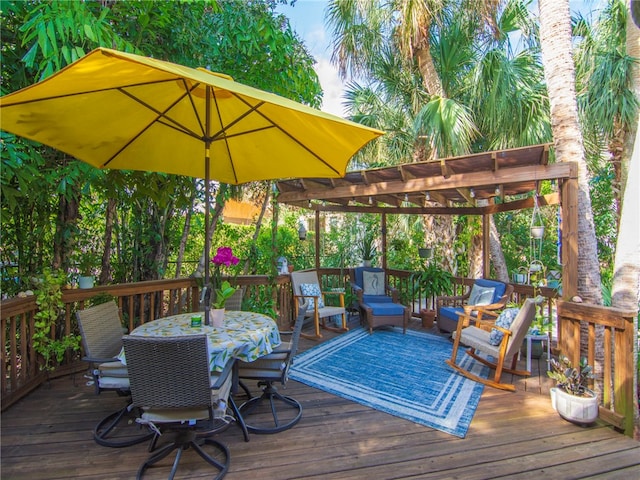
[315,57,346,117]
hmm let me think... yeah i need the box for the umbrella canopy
[1,47,383,322]
[0,47,382,182]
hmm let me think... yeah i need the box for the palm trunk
[539,0,602,304]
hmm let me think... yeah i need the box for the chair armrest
[387,286,399,303]
[350,283,364,303]
[322,290,345,307]
[436,291,471,309]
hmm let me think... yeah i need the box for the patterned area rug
[290,327,488,438]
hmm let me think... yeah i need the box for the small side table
[524,333,551,373]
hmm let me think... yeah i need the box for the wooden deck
[2,317,640,479]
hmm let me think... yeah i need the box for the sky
[276,0,606,118]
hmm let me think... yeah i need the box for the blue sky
[277,0,606,117]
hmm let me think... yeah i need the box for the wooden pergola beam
[277,163,574,205]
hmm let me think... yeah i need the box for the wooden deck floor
[2,317,640,479]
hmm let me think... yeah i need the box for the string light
[470,188,475,198]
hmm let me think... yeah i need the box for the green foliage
[410,262,454,309]
[211,280,238,309]
[547,355,594,397]
[32,268,81,371]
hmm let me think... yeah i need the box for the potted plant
[410,263,453,328]
[359,233,376,267]
[547,355,599,426]
[209,246,239,326]
[77,251,99,289]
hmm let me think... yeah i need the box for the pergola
[276,143,579,299]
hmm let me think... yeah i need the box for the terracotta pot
[420,309,436,329]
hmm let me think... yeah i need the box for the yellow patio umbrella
[0,47,383,323]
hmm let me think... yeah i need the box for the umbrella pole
[204,150,211,326]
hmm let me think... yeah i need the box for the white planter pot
[550,387,598,426]
[210,308,225,328]
[78,275,94,289]
[530,226,545,239]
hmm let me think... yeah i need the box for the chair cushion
[98,375,130,390]
[300,283,324,309]
[489,308,520,345]
[362,271,385,295]
[439,306,464,322]
[363,294,393,304]
[365,302,405,316]
[456,326,501,358]
[474,279,507,303]
[468,284,496,306]
[353,267,384,288]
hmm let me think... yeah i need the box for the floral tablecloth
[118,310,281,372]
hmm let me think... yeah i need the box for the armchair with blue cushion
[349,267,408,334]
[436,278,514,334]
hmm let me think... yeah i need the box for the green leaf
[83,24,96,42]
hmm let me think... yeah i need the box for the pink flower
[211,247,239,267]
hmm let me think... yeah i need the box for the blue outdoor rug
[290,327,488,438]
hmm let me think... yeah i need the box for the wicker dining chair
[76,302,153,448]
[237,307,306,434]
[123,334,233,480]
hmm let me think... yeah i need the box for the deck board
[2,318,639,479]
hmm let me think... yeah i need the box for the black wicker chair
[77,302,153,448]
[237,307,306,434]
[123,334,233,480]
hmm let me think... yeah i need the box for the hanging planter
[418,247,432,259]
[530,225,545,239]
[530,195,545,239]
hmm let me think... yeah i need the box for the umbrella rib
[102,87,204,167]
[227,92,342,176]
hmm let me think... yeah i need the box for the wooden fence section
[3,271,636,437]
[557,300,637,437]
[1,275,294,411]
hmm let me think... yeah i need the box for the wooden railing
[1,275,293,411]
[557,300,637,437]
[386,270,558,324]
[3,270,636,437]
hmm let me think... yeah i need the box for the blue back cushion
[354,267,385,288]
[474,279,506,303]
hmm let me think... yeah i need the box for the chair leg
[136,430,229,480]
[94,403,154,448]
[239,381,302,434]
[228,395,250,442]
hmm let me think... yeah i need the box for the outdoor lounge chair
[349,267,409,334]
[436,279,513,334]
[123,334,233,479]
[237,306,306,434]
[76,301,152,448]
[445,298,537,391]
[291,270,347,339]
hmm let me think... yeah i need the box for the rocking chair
[445,298,537,391]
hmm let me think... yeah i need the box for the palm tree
[538,0,602,304]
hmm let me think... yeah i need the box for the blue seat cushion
[364,302,405,316]
[363,294,393,304]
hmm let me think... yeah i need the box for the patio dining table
[118,310,281,372]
